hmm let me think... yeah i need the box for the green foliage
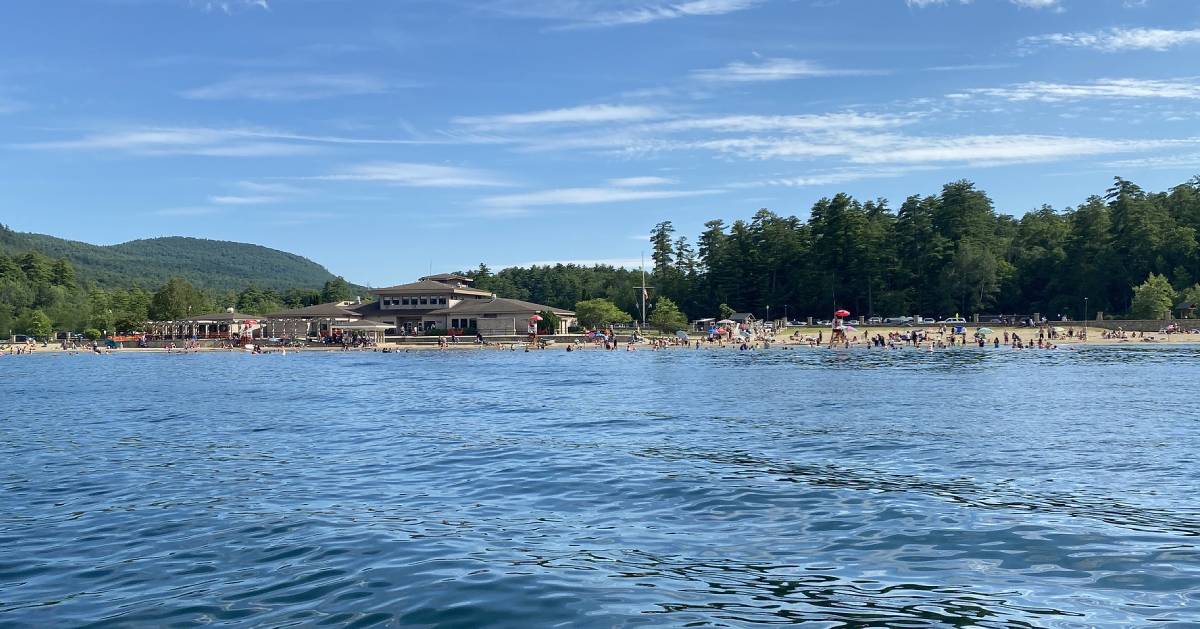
[321,277,353,303]
[18,309,53,338]
[1130,273,1176,319]
[83,328,102,340]
[536,309,561,334]
[718,303,735,320]
[149,277,209,320]
[574,298,632,329]
[0,228,341,292]
[648,297,688,332]
[236,285,283,314]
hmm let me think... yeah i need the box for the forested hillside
[467,176,1200,323]
[0,228,337,292]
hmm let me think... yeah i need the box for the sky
[2,0,1200,286]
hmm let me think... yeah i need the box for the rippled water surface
[2,346,1199,627]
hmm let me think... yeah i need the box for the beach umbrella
[529,314,543,321]
[675,330,688,340]
[834,309,851,318]
[843,324,856,332]
[976,327,994,336]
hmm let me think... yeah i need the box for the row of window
[450,318,479,329]
[382,296,449,307]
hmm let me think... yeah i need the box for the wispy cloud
[1105,152,1200,170]
[908,0,1061,9]
[482,186,721,208]
[849,134,1187,166]
[320,162,512,187]
[453,104,666,129]
[484,0,762,28]
[955,78,1200,102]
[209,194,281,205]
[0,96,26,115]
[925,62,1016,72]
[608,176,678,187]
[1021,27,1200,53]
[182,73,391,101]
[13,125,441,156]
[188,0,269,14]
[658,112,914,132]
[692,57,873,82]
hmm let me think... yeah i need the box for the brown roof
[427,297,574,317]
[371,279,492,297]
[420,273,473,283]
[176,311,260,322]
[265,302,360,318]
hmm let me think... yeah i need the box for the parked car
[919,317,936,324]
[939,317,967,324]
[868,317,882,324]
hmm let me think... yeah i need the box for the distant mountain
[0,226,342,292]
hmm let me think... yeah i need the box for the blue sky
[3,0,1199,286]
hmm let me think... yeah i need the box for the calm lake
[2,347,1199,627]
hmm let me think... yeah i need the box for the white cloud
[1021,27,1200,52]
[0,95,26,114]
[692,58,870,82]
[959,78,1200,102]
[209,195,281,205]
[188,0,268,13]
[321,162,511,187]
[13,125,438,156]
[849,134,1184,166]
[908,0,1061,8]
[658,112,914,132]
[182,73,390,101]
[485,0,762,28]
[482,187,721,208]
[608,176,678,186]
[1106,152,1200,170]
[454,104,665,129]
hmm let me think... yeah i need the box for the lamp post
[784,304,789,325]
[765,305,770,326]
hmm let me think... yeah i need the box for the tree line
[5,175,1199,338]
[465,176,1200,327]
[0,247,358,338]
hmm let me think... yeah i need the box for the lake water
[2,346,1199,627]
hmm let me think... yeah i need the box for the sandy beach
[4,324,1199,357]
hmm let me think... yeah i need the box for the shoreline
[5,326,1200,357]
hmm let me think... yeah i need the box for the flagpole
[641,252,647,328]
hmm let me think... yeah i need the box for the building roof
[427,297,574,317]
[420,273,473,283]
[333,320,392,330]
[265,302,361,318]
[370,279,492,297]
[730,312,755,321]
[176,311,260,322]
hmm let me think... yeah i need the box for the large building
[357,274,575,335]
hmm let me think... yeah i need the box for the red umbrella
[529,314,544,321]
[834,309,850,318]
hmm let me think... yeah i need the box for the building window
[420,297,428,305]
[439,297,447,305]
[469,319,477,328]
[483,313,497,319]
[401,297,410,305]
